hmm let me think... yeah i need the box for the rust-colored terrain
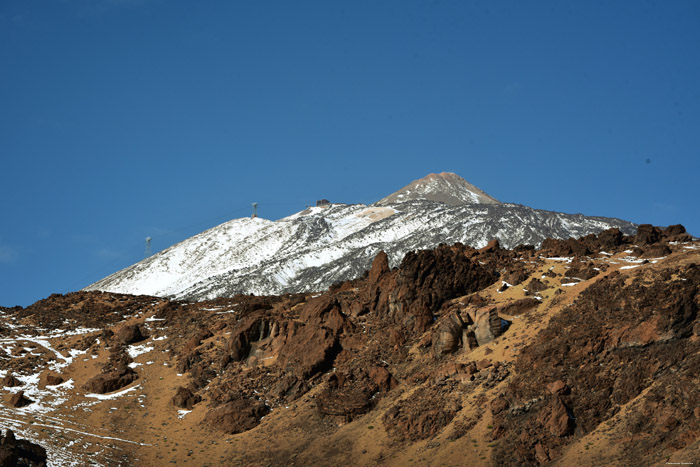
[1,224,699,466]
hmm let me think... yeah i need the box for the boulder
[45,375,64,386]
[547,380,570,395]
[635,224,662,245]
[8,391,32,408]
[269,375,309,401]
[1,375,20,388]
[204,398,269,434]
[490,396,509,415]
[171,386,201,410]
[540,398,574,437]
[116,324,147,345]
[640,244,671,258]
[369,366,398,391]
[0,429,47,467]
[299,296,350,336]
[472,308,502,346]
[316,373,376,420]
[499,298,540,316]
[597,228,624,250]
[432,314,464,356]
[225,316,277,362]
[83,368,137,394]
[479,239,500,253]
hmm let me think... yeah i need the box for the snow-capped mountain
[85,173,636,301]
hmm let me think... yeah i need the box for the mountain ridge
[85,173,637,301]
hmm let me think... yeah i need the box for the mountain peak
[376,172,501,206]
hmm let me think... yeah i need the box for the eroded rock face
[491,263,700,466]
[471,307,503,346]
[316,366,398,421]
[225,315,278,363]
[369,245,497,336]
[432,314,465,356]
[1,224,697,466]
[277,325,340,379]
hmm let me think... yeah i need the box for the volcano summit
[86,173,636,301]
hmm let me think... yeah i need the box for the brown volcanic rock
[635,224,662,245]
[5,227,697,466]
[540,237,590,257]
[538,397,575,437]
[499,298,541,316]
[45,375,64,386]
[662,224,693,242]
[472,307,502,346]
[84,348,138,394]
[182,329,214,355]
[368,366,398,391]
[83,369,138,394]
[640,244,672,258]
[491,263,700,466]
[564,262,599,281]
[525,277,549,293]
[277,324,339,379]
[269,375,309,401]
[1,375,20,388]
[316,372,377,421]
[171,386,201,410]
[0,429,47,467]
[116,324,147,345]
[204,398,270,434]
[7,391,33,408]
[299,296,351,336]
[432,313,465,356]
[370,244,496,336]
[368,250,390,285]
[225,315,278,363]
[383,384,462,441]
[595,227,625,250]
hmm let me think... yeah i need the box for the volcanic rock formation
[2,224,699,465]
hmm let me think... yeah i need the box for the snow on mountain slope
[85,173,636,301]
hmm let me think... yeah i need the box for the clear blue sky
[2,1,699,307]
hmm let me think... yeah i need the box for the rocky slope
[2,223,698,466]
[85,173,636,301]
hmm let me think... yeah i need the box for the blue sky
[2,0,699,307]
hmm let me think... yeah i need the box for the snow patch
[85,384,140,400]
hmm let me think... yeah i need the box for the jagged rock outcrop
[2,223,697,466]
